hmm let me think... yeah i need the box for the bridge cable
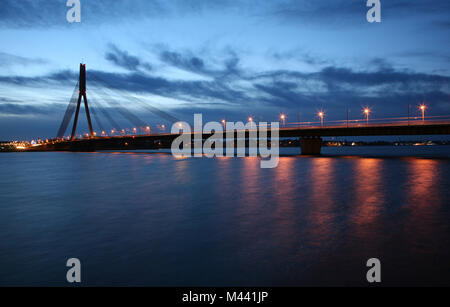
[56,82,79,139]
[87,96,106,134]
[89,72,180,124]
[88,90,123,132]
[90,82,148,129]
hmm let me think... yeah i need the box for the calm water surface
[0,146,449,286]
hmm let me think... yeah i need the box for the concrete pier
[300,137,322,155]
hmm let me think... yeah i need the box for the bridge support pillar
[300,137,322,155]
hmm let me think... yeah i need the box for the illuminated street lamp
[318,111,324,128]
[280,114,286,128]
[221,119,226,129]
[419,104,426,122]
[363,107,371,126]
[248,116,253,123]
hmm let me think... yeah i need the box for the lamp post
[318,111,324,128]
[280,114,286,128]
[419,104,426,123]
[364,108,370,126]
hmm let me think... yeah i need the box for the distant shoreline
[2,141,450,153]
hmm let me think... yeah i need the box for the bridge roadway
[29,122,450,155]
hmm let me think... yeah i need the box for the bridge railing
[282,114,450,129]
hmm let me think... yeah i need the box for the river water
[0,146,449,286]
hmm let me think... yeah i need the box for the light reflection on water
[0,150,449,286]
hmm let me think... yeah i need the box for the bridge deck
[23,122,450,152]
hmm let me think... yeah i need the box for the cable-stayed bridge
[24,64,450,155]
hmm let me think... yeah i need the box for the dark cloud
[0,69,76,87]
[1,59,448,121]
[0,103,59,115]
[0,0,244,28]
[105,44,152,72]
[0,52,48,67]
[269,0,450,27]
[1,0,449,30]
[0,0,162,28]
[155,46,241,81]
[160,50,205,72]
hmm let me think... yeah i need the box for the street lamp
[280,114,286,128]
[221,119,226,130]
[419,104,426,123]
[318,111,324,128]
[363,107,371,126]
[248,116,253,123]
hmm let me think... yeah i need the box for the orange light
[364,108,370,114]
[318,112,324,118]
[420,105,426,111]
[248,117,253,122]
[280,114,285,120]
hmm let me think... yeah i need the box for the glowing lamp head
[364,108,370,115]
[280,114,285,120]
[420,105,426,111]
[318,112,324,118]
[248,117,253,122]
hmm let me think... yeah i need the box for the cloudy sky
[0,0,449,140]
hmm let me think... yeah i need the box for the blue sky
[0,0,449,140]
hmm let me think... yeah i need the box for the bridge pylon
[71,63,94,140]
